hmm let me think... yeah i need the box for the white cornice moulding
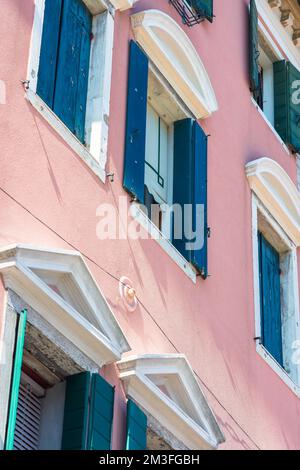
[117,354,225,450]
[131,10,218,119]
[110,0,134,11]
[0,245,130,366]
[246,158,300,246]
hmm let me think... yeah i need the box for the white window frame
[26,0,116,183]
[252,195,300,396]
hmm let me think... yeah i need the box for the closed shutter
[123,40,149,204]
[37,0,63,108]
[187,0,214,22]
[5,310,27,450]
[62,372,114,450]
[53,0,92,143]
[274,60,300,152]
[173,119,208,279]
[249,0,260,101]
[37,0,92,143]
[258,233,283,367]
[126,399,147,451]
[14,379,44,451]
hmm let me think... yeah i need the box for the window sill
[130,203,197,284]
[250,97,291,156]
[26,89,106,183]
[256,343,300,398]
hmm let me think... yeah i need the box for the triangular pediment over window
[0,244,130,366]
[117,354,225,450]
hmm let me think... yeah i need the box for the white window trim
[130,203,197,284]
[26,0,115,183]
[0,244,130,366]
[117,354,225,450]
[131,9,218,119]
[251,195,300,397]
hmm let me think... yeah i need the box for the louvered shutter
[13,380,43,450]
[5,310,27,450]
[53,0,92,143]
[37,0,63,108]
[274,60,300,152]
[123,40,149,204]
[173,119,209,279]
[126,399,147,450]
[61,372,114,450]
[258,233,283,367]
[249,0,260,101]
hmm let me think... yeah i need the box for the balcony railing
[169,0,212,27]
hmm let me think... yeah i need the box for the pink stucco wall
[1,0,300,450]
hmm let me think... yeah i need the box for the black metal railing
[169,0,211,27]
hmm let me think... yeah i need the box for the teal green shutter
[249,0,260,100]
[37,0,63,108]
[173,119,208,279]
[258,233,283,367]
[123,41,149,204]
[54,0,92,143]
[87,374,114,450]
[274,60,300,152]
[126,400,147,451]
[187,0,214,22]
[5,310,27,450]
[62,372,114,450]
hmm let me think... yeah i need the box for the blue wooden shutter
[87,374,114,450]
[274,60,300,153]
[37,0,63,108]
[126,399,147,451]
[62,372,114,450]
[61,372,90,450]
[123,41,149,203]
[187,0,214,22]
[5,310,27,450]
[249,0,260,101]
[173,119,208,278]
[53,0,92,143]
[258,233,283,367]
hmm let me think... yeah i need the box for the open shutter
[37,0,63,108]
[126,399,147,451]
[87,374,114,450]
[274,60,300,152]
[249,0,260,100]
[123,40,149,203]
[62,372,114,450]
[173,119,208,279]
[53,0,92,143]
[258,233,283,367]
[188,0,214,22]
[5,310,27,450]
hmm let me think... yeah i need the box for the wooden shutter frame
[249,0,261,101]
[5,310,27,450]
[125,399,147,451]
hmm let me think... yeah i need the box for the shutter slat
[37,0,63,108]
[249,0,260,99]
[258,233,283,367]
[53,0,92,143]
[126,400,147,450]
[123,40,149,203]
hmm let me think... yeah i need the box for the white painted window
[258,43,275,126]
[252,196,300,395]
[26,0,115,182]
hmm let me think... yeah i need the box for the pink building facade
[1,0,300,451]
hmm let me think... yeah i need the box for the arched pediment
[246,158,300,246]
[131,9,218,119]
[117,354,225,450]
[0,245,130,366]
